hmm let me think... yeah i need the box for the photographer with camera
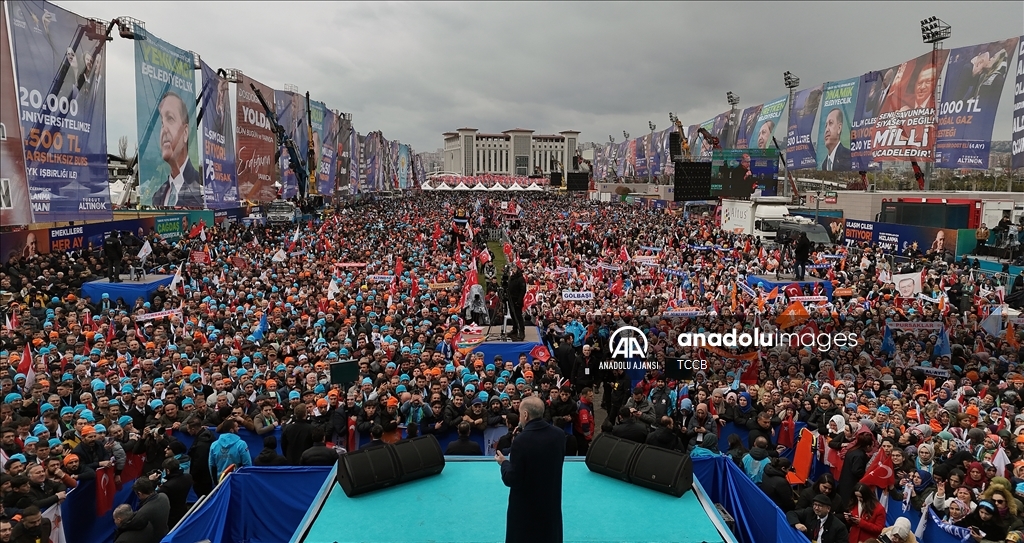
[135,424,169,476]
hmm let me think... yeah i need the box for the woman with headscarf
[980,483,1024,534]
[964,461,990,493]
[956,500,1009,542]
[732,391,755,428]
[915,443,936,474]
[878,516,918,543]
[943,498,971,524]
[844,482,886,543]
[909,469,936,510]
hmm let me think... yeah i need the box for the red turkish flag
[120,453,145,485]
[860,448,896,489]
[96,465,117,516]
[530,345,551,363]
[739,355,760,385]
[523,285,539,311]
[777,414,796,449]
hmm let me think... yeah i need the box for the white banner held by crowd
[134,308,183,322]
[42,503,66,543]
[886,321,942,331]
[561,291,594,301]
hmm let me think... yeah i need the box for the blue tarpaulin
[80,274,175,304]
[163,466,332,543]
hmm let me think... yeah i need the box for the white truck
[720,196,791,241]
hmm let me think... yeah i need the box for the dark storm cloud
[66,1,1022,152]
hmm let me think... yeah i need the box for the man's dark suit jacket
[152,160,204,208]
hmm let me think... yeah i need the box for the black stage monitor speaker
[669,132,682,160]
[550,172,563,187]
[392,435,445,484]
[629,445,693,497]
[336,445,401,497]
[566,171,589,192]
[673,161,712,202]
[585,433,642,483]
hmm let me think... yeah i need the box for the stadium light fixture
[623,131,630,140]
[920,16,951,44]
[726,92,740,106]
[783,71,800,89]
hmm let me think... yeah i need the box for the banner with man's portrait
[785,85,823,170]
[871,50,950,163]
[199,62,238,209]
[273,89,308,199]
[0,4,33,226]
[9,0,111,221]
[748,96,787,152]
[935,38,1019,170]
[235,74,278,203]
[134,25,201,207]
[815,78,859,172]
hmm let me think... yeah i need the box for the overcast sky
[63,1,1024,153]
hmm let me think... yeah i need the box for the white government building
[442,128,580,176]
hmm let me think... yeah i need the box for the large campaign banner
[871,50,950,163]
[785,85,823,170]
[1015,37,1024,170]
[749,96,787,151]
[356,133,368,192]
[235,75,278,203]
[934,38,1019,169]
[348,130,359,193]
[273,90,308,199]
[0,228,49,263]
[840,218,958,257]
[335,114,351,194]
[734,104,764,149]
[307,99,335,195]
[9,0,111,222]
[319,107,339,195]
[635,133,651,177]
[134,25,202,208]
[397,144,411,189]
[850,68,896,170]
[815,78,859,171]
[199,62,238,208]
[0,5,33,227]
[660,128,674,176]
[363,133,378,190]
[413,154,425,188]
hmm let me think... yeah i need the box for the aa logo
[609,326,648,359]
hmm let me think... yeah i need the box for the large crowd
[1,191,1023,543]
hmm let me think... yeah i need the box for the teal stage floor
[301,459,726,543]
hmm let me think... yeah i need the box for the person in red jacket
[845,482,886,543]
[573,387,595,455]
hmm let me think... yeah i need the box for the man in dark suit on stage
[819,108,851,171]
[496,396,564,543]
[152,91,204,208]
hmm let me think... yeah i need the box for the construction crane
[251,84,309,199]
[669,114,691,158]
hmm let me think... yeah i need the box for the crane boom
[251,83,309,199]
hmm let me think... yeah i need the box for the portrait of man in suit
[820,108,851,171]
[152,91,203,208]
[756,120,775,149]
[902,64,938,111]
